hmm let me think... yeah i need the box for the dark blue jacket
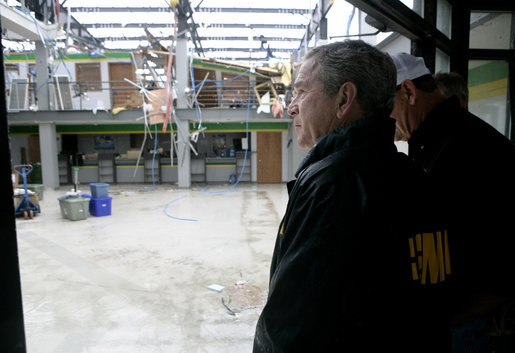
[409,97,515,319]
[253,117,440,352]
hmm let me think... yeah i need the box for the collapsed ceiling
[3,0,327,63]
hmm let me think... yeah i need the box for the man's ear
[400,79,417,105]
[336,82,358,120]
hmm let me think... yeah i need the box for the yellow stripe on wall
[469,78,508,102]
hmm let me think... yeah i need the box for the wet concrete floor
[15,183,288,353]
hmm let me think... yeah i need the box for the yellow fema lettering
[408,231,451,285]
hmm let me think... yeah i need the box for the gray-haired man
[253,41,438,353]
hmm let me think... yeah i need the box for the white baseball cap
[390,52,431,86]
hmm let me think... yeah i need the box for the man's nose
[287,100,298,117]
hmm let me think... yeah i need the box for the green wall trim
[9,125,38,134]
[57,124,160,134]
[5,52,132,63]
[199,122,288,132]
[9,121,289,135]
[206,163,236,167]
[468,61,509,87]
[4,53,36,62]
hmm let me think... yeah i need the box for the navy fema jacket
[253,116,447,353]
[408,97,515,324]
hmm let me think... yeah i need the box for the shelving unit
[236,151,251,182]
[58,154,71,184]
[144,153,160,184]
[98,153,116,183]
[191,158,206,183]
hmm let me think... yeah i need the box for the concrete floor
[15,183,289,353]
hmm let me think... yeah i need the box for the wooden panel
[257,132,282,183]
[109,62,142,109]
[28,134,40,163]
[193,68,217,108]
[75,63,102,91]
[221,72,249,108]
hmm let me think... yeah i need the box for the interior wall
[193,132,248,157]
[8,134,28,166]
[470,13,512,49]
[76,134,131,155]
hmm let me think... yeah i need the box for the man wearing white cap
[390,52,515,352]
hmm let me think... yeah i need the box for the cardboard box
[126,149,141,159]
[13,193,40,212]
[12,171,18,187]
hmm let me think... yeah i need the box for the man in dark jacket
[390,52,515,352]
[253,41,439,352]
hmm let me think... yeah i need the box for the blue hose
[163,195,198,222]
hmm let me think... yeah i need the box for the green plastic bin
[30,163,42,184]
[58,196,90,221]
[17,184,44,201]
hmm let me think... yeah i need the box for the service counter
[69,156,242,184]
[76,160,98,183]
[205,157,237,183]
[160,158,178,183]
[115,159,144,183]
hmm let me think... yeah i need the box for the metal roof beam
[107,47,294,53]
[58,6,104,50]
[69,7,173,13]
[83,23,176,29]
[68,7,311,14]
[176,0,204,56]
[201,36,301,42]
[97,35,302,42]
[210,57,287,61]
[200,23,305,30]
[195,7,311,14]
[83,23,305,30]
[202,48,294,53]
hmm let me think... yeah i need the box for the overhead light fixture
[364,15,389,32]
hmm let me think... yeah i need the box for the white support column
[35,41,51,110]
[39,123,59,188]
[175,15,191,189]
[215,70,223,107]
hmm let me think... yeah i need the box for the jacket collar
[408,97,461,172]
[295,116,397,177]
[408,96,461,149]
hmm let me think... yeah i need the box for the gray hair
[304,40,397,119]
[434,71,469,104]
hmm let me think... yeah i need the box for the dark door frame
[0,23,28,353]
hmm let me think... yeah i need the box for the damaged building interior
[1,0,514,352]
